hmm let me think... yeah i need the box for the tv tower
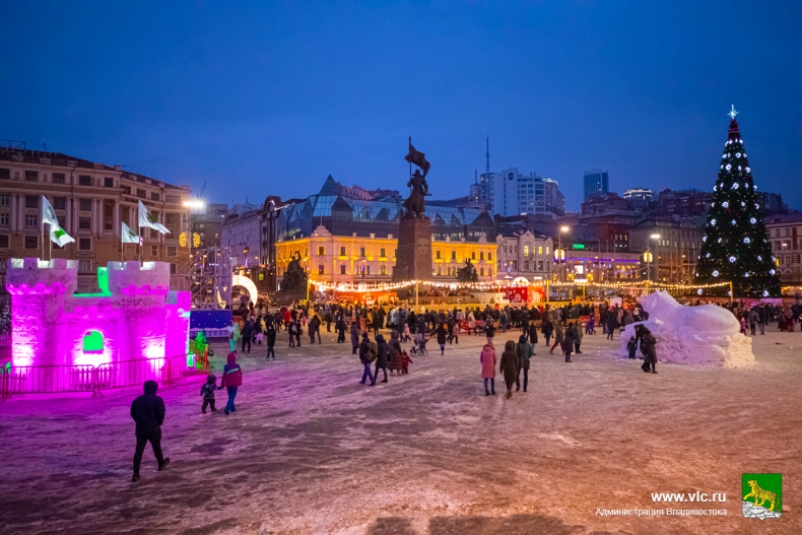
[485,135,490,173]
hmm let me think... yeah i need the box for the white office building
[490,167,552,217]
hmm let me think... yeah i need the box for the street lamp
[557,226,569,282]
[646,233,661,285]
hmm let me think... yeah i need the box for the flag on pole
[405,143,431,177]
[41,195,75,247]
[138,200,170,234]
[121,222,142,245]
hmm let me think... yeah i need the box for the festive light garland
[307,278,731,294]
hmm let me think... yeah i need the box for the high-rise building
[543,178,565,215]
[491,167,550,217]
[584,169,609,201]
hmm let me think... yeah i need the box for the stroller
[409,334,429,356]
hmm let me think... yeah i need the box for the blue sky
[1,1,801,210]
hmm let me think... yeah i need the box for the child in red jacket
[219,352,242,415]
[401,350,413,375]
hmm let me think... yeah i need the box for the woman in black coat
[375,333,389,383]
[435,323,448,355]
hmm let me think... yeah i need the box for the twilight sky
[1,1,801,211]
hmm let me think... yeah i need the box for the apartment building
[0,147,191,292]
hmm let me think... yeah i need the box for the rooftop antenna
[485,135,490,173]
[474,170,477,183]
[42,143,47,151]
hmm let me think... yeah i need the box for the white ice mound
[618,290,754,367]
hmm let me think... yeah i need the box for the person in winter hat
[200,373,217,413]
[480,343,497,396]
[130,380,170,482]
[499,340,520,399]
[219,352,243,414]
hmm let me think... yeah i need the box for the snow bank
[618,290,754,368]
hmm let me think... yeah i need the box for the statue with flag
[41,196,75,248]
[403,139,431,216]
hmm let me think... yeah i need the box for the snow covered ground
[1,327,800,534]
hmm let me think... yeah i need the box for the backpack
[367,342,378,362]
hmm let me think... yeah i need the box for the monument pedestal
[393,214,433,282]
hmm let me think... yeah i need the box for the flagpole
[408,136,412,180]
[40,198,45,262]
[137,206,141,267]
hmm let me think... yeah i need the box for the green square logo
[742,473,782,520]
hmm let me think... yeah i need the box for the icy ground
[1,328,800,535]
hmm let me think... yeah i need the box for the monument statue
[280,252,308,293]
[456,259,479,282]
[403,141,431,217]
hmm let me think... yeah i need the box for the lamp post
[183,200,205,292]
[557,225,569,282]
[645,233,660,288]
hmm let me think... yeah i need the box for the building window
[152,245,158,256]
[53,197,66,210]
[366,265,371,275]
[546,246,550,255]
[136,189,146,199]
[436,250,441,259]
[167,246,176,257]
[318,264,325,275]
[380,265,386,275]
[480,267,485,276]
[165,213,176,224]
[78,175,92,186]
[480,251,484,260]
[360,247,366,257]
[170,263,177,274]
[25,171,38,182]
[53,173,66,184]
[538,260,544,271]
[24,235,37,249]
[524,260,529,270]
[25,214,38,227]
[166,195,180,204]
[0,194,7,206]
[151,192,160,201]
[339,246,346,256]
[0,169,9,180]
[79,218,91,230]
[451,250,456,260]
[57,216,65,227]
[122,186,131,195]
[0,214,8,226]
[523,246,529,257]
[104,177,114,188]
[380,248,386,258]
[26,195,38,208]
[471,251,476,260]
[79,260,92,272]
[538,246,543,255]
[340,264,346,275]
[79,199,92,211]
[0,235,7,248]
[318,246,325,256]
[79,238,92,251]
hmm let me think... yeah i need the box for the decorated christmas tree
[694,106,780,297]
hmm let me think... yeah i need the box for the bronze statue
[403,141,431,217]
[456,258,479,282]
[402,169,430,216]
[280,252,308,293]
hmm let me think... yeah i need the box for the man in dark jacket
[359,332,376,386]
[130,380,169,482]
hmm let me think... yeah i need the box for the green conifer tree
[694,106,780,297]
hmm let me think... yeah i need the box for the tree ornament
[697,289,703,295]
[722,202,729,208]
[729,256,736,263]
[732,182,739,189]
[743,237,751,244]
[713,270,719,277]
[726,164,732,171]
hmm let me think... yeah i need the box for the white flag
[121,222,142,244]
[41,196,75,247]
[138,200,170,234]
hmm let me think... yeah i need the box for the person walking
[229,320,240,352]
[265,325,276,361]
[220,352,243,415]
[130,380,170,482]
[374,333,389,383]
[480,343,496,396]
[435,323,448,355]
[640,328,658,374]
[350,321,360,354]
[499,340,520,399]
[606,314,617,340]
[241,320,252,353]
[484,319,496,346]
[359,332,376,386]
[748,307,759,336]
[389,330,404,376]
[468,312,477,335]
[563,323,577,363]
[757,304,767,335]
[200,373,217,413]
[527,321,538,348]
[549,321,563,354]
[574,319,584,354]
[542,316,553,346]
[516,335,533,392]
[336,316,347,343]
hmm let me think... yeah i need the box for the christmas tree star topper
[728,104,739,120]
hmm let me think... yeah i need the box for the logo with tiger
[742,473,782,520]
